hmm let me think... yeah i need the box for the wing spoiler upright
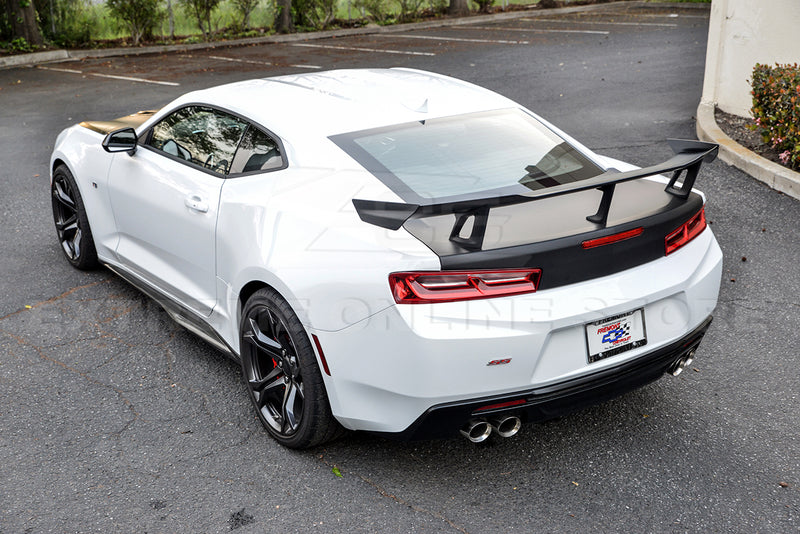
[352,139,718,238]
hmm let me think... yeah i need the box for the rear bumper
[375,315,712,441]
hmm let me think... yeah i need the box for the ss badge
[486,358,511,366]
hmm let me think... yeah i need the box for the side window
[229,126,284,175]
[147,106,247,176]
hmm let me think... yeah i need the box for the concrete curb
[696,101,800,201]
[1,1,703,69]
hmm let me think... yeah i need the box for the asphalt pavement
[1,2,799,532]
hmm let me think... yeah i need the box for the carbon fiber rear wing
[353,139,718,246]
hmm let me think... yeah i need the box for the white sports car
[50,68,722,448]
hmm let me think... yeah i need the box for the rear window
[330,108,603,204]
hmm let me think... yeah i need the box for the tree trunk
[5,0,44,45]
[167,0,175,39]
[274,0,293,33]
[447,0,469,16]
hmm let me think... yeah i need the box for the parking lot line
[292,43,436,57]
[384,34,529,45]
[89,72,180,86]
[467,25,610,35]
[626,12,709,19]
[209,55,322,69]
[36,66,82,74]
[521,18,678,28]
[37,65,180,86]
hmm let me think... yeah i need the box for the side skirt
[103,262,239,361]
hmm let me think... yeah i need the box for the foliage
[179,0,222,40]
[472,0,492,13]
[750,63,800,170]
[291,0,335,30]
[106,0,160,45]
[6,35,31,51]
[396,0,424,21]
[353,0,392,23]
[426,0,447,14]
[231,0,260,29]
[40,0,99,47]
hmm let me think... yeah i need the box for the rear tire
[239,287,344,448]
[51,164,99,270]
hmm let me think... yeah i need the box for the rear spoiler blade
[353,138,718,231]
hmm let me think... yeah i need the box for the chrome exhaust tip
[491,415,522,438]
[669,348,697,377]
[460,420,492,443]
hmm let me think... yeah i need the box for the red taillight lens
[389,269,542,304]
[582,227,644,249]
[665,207,707,255]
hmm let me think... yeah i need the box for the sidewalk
[696,101,800,201]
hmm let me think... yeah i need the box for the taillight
[389,269,542,304]
[582,227,644,249]
[665,207,707,255]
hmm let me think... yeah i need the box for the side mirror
[102,127,138,155]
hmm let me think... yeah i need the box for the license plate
[585,309,647,363]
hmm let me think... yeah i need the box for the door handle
[184,194,209,213]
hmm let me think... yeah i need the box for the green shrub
[231,0,260,29]
[396,0,424,21]
[353,0,392,22]
[750,63,800,170]
[38,0,98,47]
[7,36,32,52]
[180,0,222,40]
[107,0,161,45]
[472,0,493,13]
[292,0,336,30]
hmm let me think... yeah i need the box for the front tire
[240,288,343,448]
[51,164,98,270]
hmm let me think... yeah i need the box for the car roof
[173,68,518,139]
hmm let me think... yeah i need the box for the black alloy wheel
[51,164,98,270]
[240,288,343,448]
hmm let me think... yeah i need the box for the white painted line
[468,25,609,35]
[210,55,271,66]
[627,13,708,19]
[89,72,180,86]
[293,42,436,57]
[37,66,83,74]
[210,54,322,70]
[38,65,179,86]
[384,34,529,45]
[520,18,678,28]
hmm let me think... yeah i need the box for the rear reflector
[389,269,542,304]
[581,227,644,249]
[474,399,527,413]
[311,334,331,376]
[665,207,707,255]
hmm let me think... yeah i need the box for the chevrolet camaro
[50,68,722,448]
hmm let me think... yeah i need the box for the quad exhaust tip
[460,420,492,443]
[461,415,523,442]
[491,415,522,438]
[670,348,697,377]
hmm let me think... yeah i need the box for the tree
[273,0,292,32]
[180,0,221,41]
[5,0,44,45]
[447,0,468,16]
[106,0,160,45]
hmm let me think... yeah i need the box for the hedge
[750,63,800,170]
